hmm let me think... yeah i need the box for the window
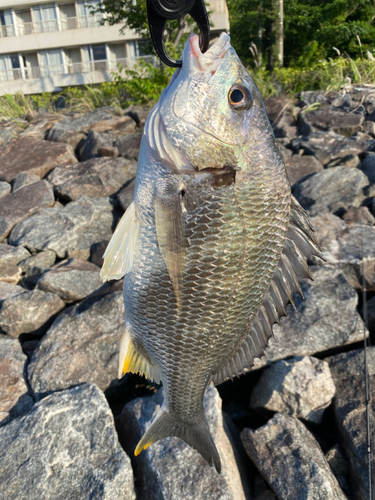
[82,45,107,71]
[0,10,15,36]
[0,54,21,81]
[33,4,58,32]
[39,49,64,76]
[77,0,102,27]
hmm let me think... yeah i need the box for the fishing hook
[146,0,210,67]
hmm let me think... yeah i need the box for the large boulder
[284,155,323,186]
[0,383,136,500]
[297,106,364,137]
[0,136,77,182]
[8,196,117,260]
[28,285,124,397]
[117,385,248,500]
[241,413,347,500]
[0,244,30,267]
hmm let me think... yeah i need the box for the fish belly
[124,163,290,423]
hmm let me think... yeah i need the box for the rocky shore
[0,86,374,499]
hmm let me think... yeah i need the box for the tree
[227,0,375,68]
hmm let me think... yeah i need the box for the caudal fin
[134,405,221,473]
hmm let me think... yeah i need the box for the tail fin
[134,405,221,473]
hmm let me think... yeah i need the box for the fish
[100,32,322,474]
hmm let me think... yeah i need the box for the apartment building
[0,0,229,94]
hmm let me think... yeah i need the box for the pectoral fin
[100,202,140,282]
[155,189,187,310]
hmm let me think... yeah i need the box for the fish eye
[228,84,252,111]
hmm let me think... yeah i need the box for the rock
[89,115,136,135]
[116,178,136,211]
[19,250,56,274]
[299,90,340,107]
[29,287,124,396]
[36,264,102,302]
[293,166,369,216]
[98,145,120,158]
[0,289,65,337]
[114,133,143,160]
[46,107,118,149]
[78,131,115,161]
[0,180,55,241]
[117,385,247,500]
[342,206,375,225]
[359,153,375,184]
[310,216,375,290]
[292,131,375,165]
[363,120,375,137]
[22,265,50,290]
[298,107,364,137]
[326,153,360,168]
[328,347,375,500]
[241,413,347,500]
[250,356,336,423]
[0,244,30,266]
[0,264,22,284]
[253,266,367,369]
[0,136,77,182]
[325,444,350,492]
[9,196,116,259]
[284,155,323,186]
[0,120,24,145]
[0,383,136,500]
[90,240,109,267]
[20,113,63,139]
[0,181,11,199]
[364,295,375,333]
[12,172,40,192]
[264,95,292,124]
[0,336,33,427]
[253,473,277,500]
[47,157,137,201]
[276,143,293,161]
[0,282,26,302]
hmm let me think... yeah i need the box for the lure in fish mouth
[101,32,323,474]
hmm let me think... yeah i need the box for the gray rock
[0,264,21,284]
[0,136,77,182]
[342,206,375,225]
[328,347,375,500]
[116,178,136,211]
[19,250,56,273]
[0,282,26,302]
[292,131,375,165]
[78,130,115,161]
[298,107,364,137]
[325,444,350,492]
[89,114,137,135]
[293,166,369,216]
[241,413,347,500]
[359,153,375,184]
[0,289,65,337]
[22,265,50,290]
[47,157,137,201]
[0,336,33,426]
[310,214,375,290]
[0,244,30,266]
[20,113,63,140]
[12,172,40,192]
[284,155,323,186]
[0,383,136,500]
[363,120,375,137]
[364,295,375,332]
[117,385,247,500]
[326,153,360,168]
[36,265,102,302]
[276,143,293,161]
[299,90,339,107]
[0,181,11,198]
[0,120,24,145]
[9,196,116,259]
[264,95,292,124]
[253,266,366,369]
[114,133,143,160]
[90,240,109,267]
[250,356,336,423]
[98,145,120,158]
[0,180,55,241]
[253,473,277,500]
[29,287,124,396]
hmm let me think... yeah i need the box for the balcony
[0,55,158,83]
[0,14,104,38]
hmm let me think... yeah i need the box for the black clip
[146,0,210,68]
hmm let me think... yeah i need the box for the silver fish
[101,32,322,473]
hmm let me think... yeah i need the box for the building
[0,0,229,94]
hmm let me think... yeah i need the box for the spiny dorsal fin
[155,186,187,311]
[211,195,324,386]
[100,202,140,282]
[119,327,161,383]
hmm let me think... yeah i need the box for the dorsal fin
[211,195,323,386]
[119,327,161,383]
[100,202,140,282]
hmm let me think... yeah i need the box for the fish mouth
[184,32,231,76]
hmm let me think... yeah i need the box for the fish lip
[184,32,231,75]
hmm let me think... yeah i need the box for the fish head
[153,32,280,172]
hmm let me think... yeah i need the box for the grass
[1,54,375,120]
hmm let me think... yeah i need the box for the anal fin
[119,327,161,383]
